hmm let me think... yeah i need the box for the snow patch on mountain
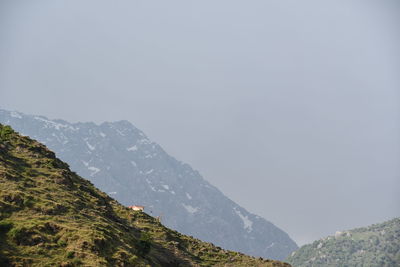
[146,179,156,192]
[182,203,199,214]
[33,116,77,131]
[88,166,100,176]
[10,111,22,119]
[139,138,151,145]
[234,207,253,233]
[162,184,169,190]
[85,141,95,151]
[127,145,138,151]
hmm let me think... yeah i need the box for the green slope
[286,218,400,267]
[0,124,291,267]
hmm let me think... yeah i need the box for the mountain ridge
[0,123,291,266]
[0,109,298,260]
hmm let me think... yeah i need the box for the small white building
[129,205,144,211]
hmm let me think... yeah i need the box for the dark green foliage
[0,256,11,266]
[23,196,35,208]
[66,251,75,259]
[128,255,139,264]
[0,125,13,140]
[0,221,12,234]
[23,168,37,177]
[137,232,152,256]
[57,239,67,247]
[71,258,83,265]
[8,226,29,245]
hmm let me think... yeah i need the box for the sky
[0,0,399,245]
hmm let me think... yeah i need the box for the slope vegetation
[0,124,290,267]
[286,218,400,267]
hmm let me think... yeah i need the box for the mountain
[0,109,298,260]
[286,218,400,267]
[0,123,292,266]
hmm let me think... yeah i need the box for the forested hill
[286,218,400,267]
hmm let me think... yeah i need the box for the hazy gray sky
[1,0,399,245]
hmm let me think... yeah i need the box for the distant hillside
[0,124,291,266]
[0,109,298,260]
[286,218,400,267]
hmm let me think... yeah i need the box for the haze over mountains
[0,109,298,260]
[1,0,399,246]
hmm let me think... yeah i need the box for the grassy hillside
[0,124,290,267]
[286,218,400,267]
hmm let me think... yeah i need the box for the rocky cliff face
[0,109,297,260]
